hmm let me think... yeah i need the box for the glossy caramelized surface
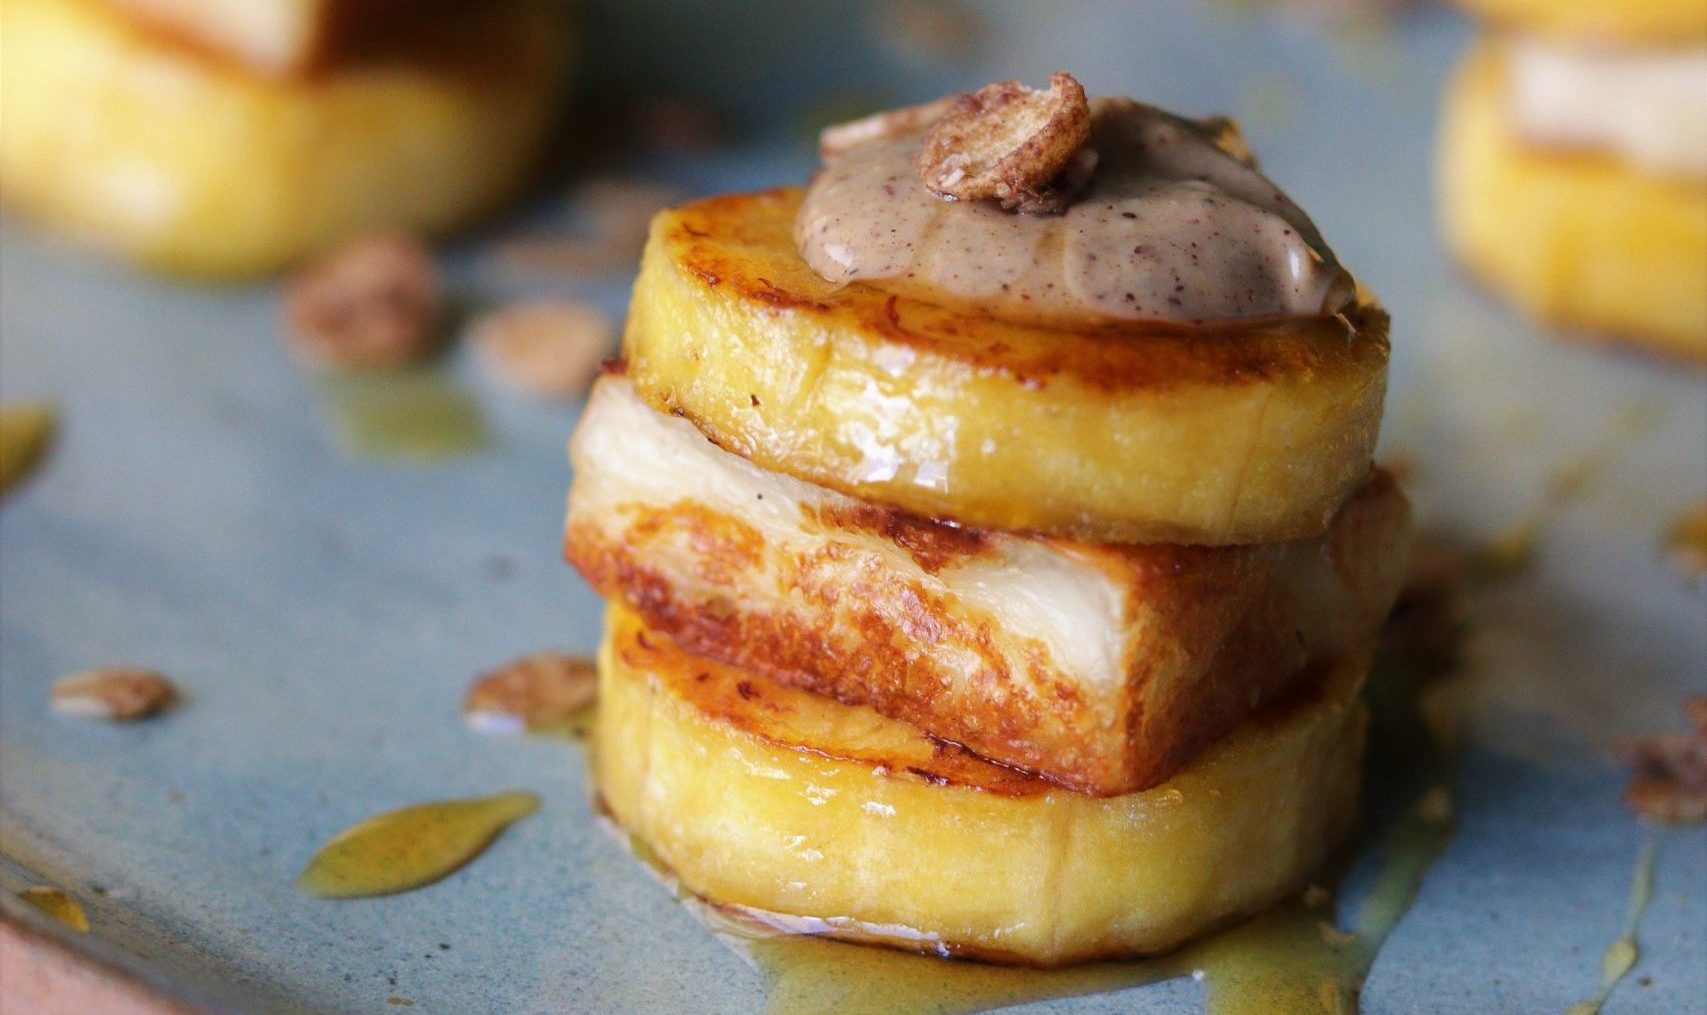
[0,0,567,277]
[624,188,1390,545]
[1439,43,1707,362]
[594,605,1367,967]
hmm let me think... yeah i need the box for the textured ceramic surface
[2,2,1704,1012]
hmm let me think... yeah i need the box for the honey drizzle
[17,886,88,932]
[320,371,487,461]
[296,791,539,899]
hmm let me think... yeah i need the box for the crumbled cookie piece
[463,653,597,734]
[51,667,178,720]
[918,72,1093,212]
[1616,697,1707,824]
[819,96,958,159]
[472,301,614,399]
[285,234,442,371]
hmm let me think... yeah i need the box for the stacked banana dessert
[567,75,1412,966]
[0,0,568,276]
[1439,0,1707,362]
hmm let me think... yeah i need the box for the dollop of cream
[1507,38,1707,180]
[796,98,1353,326]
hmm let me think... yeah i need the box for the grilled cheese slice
[566,375,1411,795]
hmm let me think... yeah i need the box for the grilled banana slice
[1453,0,1706,47]
[568,374,1410,795]
[0,0,567,276]
[1438,43,1707,362]
[594,605,1367,967]
[624,189,1389,545]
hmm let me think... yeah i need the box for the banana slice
[1438,43,1707,363]
[0,0,567,277]
[594,605,1367,966]
[624,189,1389,545]
[1453,0,1707,47]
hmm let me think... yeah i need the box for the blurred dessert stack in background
[0,0,570,276]
[1438,0,1707,363]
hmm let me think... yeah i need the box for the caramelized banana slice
[1438,43,1707,362]
[568,375,1411,795]
[595,606,1367,966]
[1454,0,1707,47]
[0,0,567,276]
[623,189,1389,545]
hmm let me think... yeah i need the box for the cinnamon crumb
[1616,697,1707,824]
[51,667,178,721]
[284,235,441,371]
[472,301,614,400]
[917,72,1093,212]
[463,654,598,734]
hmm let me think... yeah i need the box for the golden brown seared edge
[623,188,1390,546]
[567,427,1411,796]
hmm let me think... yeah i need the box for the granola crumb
[1616,696,1707,824]
[51,667,178,721]
[472,301,614,399]
[284,234,442,371]
[917,72,1093,212]
[820,96,958,159]
[1302,883,1332,908]
[463,653,597,734]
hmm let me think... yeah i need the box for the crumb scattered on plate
[285,234,442,371]
[472,301,613,399]
[1616,698,1707,824]
[51,667,178,720]
[463,653,597,734]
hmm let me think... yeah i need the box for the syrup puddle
[297,791,538,899]
[320,371,487,461]
[17,886,88,932]
[0,402,55,495]
[1564,840,1657,1015]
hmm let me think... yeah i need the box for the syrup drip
[297,791,538,899]
[0,402,55,495]
[1564,840,1656,1015]
[17,886,88,932]
[321,371,486,461]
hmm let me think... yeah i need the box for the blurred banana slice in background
[0,0,570,276]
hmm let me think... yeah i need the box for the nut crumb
[918,72,1092,212]
[1616,697,1707,824]
[285,234,441,371]
[464,653,597,734]
[820,96,958,159]
[472,301,614,399]
[51,668,178,721]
